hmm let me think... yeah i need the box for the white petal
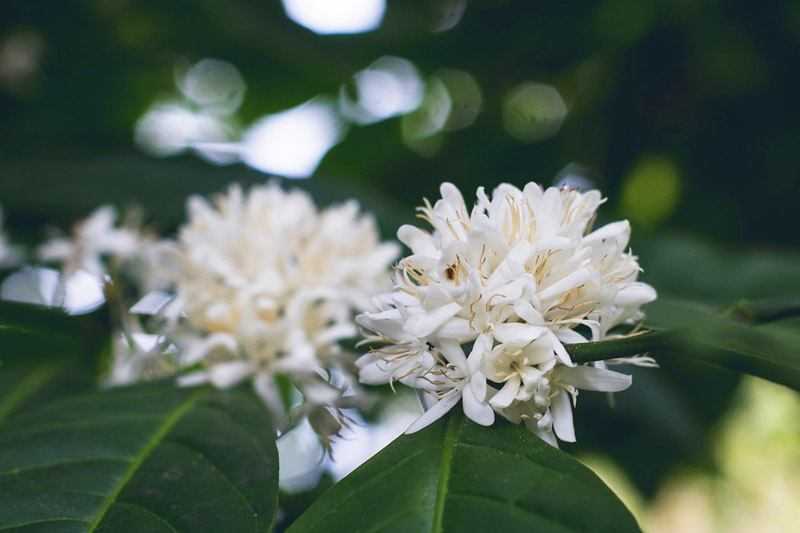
[470,370,487,401]
[486,275,535,305]
[531,236,572,252]
[436,317,473,342]
[405,391,460,433]
[493,323,546,346]
[585,220,630,248]
[313,323,357,345]
[467,333,493,373]
[177,371,210,387]
[181,333,238,365]
[486,242,532,290]
[551,392,576,442]
[356,309,408,341]
[0,267,58,306]
[513,300,544,326]
[550,334,573,365]
[538,268,593,302]
[130,332,160,353]
[462,384,495,426]
[555,365,632,392]
[302,381,341,404]
[130,291,174,315]
[253,373,286,420]
[438,340,468,374]
[556,328,588,344]
[489,375,521,409]
[405,302,461,338]
[208,361,254,388]
[440,182,466,212]
[397,225,437,257]
[535,426,559,448]
[615,282,657,306]
[522,336,556,366]
[358,359,394,385]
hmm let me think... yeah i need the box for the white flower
[37,205,140,277]
[356,182,657,445]
[121,183,399,436]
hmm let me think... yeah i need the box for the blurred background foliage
[2,0,799,526]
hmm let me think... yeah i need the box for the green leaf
[0,357,95,428]
[0,382,279,532]
[570,298,800,390]
[0,300,102,358]
[0,300,109,424]
[288,411,640,533]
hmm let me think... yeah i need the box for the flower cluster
[119,183,399,445]
[1,205,148,313]
[356,182,657,446]
[37,206,142,278]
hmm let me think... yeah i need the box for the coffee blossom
[356,182,656,446]
[121,183,398,442]
[37,205,141,278]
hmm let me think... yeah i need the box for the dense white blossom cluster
[117,183,398,444]
[356,182,657,445]
[1,178,659,450]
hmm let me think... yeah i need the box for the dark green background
[3,1,799,246]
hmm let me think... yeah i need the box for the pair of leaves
[1,388,640,533]
[0,384,641,533]
[1,300,641,533]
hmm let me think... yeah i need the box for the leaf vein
[85,389,205,532]
[166,438,259,521]
[114,501,180,533]
[432,413,462,533]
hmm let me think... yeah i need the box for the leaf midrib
[432,412,462,533]
[86,388,205,532]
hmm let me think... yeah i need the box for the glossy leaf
[0,300,102,358]
[0,383,279,532]
[288,411,640,533]
[570,298,800,390]
[0,356,97,428]
[0,300,108,424]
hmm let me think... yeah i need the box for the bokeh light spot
[339,56,424,124]
[282,0,385,35]
[241,98,346,178]
[177,58,246,116]
[0,267,105,315]
[503,82,568,142]
[135,58,245,160]
[134,102,234,157]
[430,0,468,33]
[0,29,45,94]
[402,77,452,141]
[621,155,682,228]
[437,68,482,131]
